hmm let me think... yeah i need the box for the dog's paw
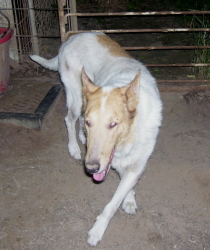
[87,216,107,246]
[68,143,81,160]
[122,190,137,215]
[87,227,103,246]
[87,225,104,247]
[122,200,137,214]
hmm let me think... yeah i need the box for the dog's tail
[30,54,58,71]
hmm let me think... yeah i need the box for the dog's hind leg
[78,115,86,144]
[65,108,81,160]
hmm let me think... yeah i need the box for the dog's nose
[85,162,100,174]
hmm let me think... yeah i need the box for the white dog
[30,32,162,246]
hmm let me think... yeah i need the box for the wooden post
[69,0,78,32]
[28,0,39,55]
[58,0,66,42]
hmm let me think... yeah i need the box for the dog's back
[59,33,153,88]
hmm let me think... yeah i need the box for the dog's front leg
[87,170,140,246]
[65,109,81,160]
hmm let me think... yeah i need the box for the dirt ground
[0,70,210,250]
[1,8,210,248]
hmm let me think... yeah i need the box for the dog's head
[82,68,140,182]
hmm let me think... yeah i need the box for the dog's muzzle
[85,147,115,182]
[85,162,100,174]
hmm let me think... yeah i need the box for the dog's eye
[85,120,91,127]
[110,122,117,128]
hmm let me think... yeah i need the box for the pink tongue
[93,170,106,182]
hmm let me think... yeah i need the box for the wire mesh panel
[33,0,58,37]
[12,0,31,59]
[33,0,59,57]
[0,0,59,62]
[0,0,21,62]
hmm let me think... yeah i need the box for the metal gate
[58,0,210,91]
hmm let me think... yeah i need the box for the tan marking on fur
[97,34,132,58]
[82,68,100,111]
[121,70,140,117]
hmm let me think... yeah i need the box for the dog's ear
[121,70,140,115]
[82,68,99,96]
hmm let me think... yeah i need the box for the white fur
[30,32,162,246]
[100,94,108,113]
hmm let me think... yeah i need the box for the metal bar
[124,46,210,50]
[2,9,210,14]
[66,11,210,17]
[66,28,210,34]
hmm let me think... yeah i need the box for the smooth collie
[30,32,162,246]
